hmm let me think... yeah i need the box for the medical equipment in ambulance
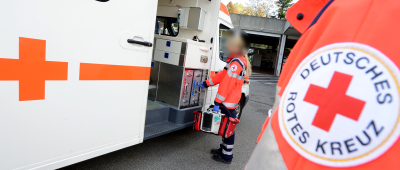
[193,106,240,138]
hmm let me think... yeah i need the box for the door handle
[184,83,189,93]
[127,39,153,47]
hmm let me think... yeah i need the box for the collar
[287,0,330,33]
[226,54,240,63]
[227,53,243,61]
[226,55,247,68]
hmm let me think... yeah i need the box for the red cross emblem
[304,71,366,132]
[0,37,68,101]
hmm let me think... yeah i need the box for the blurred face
[225,36,242,57]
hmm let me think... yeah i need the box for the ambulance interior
[144,0,219,140]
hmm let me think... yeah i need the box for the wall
[230,14,286,35]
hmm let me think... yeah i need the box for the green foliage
[226,0,275,17]
[276,0,294,19]
[227,2,239,14]
[233,3,246,14]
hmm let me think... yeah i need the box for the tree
[227,1,239,14]
[276,0,294,19]
[244,0,275,17]
[226,0,278,18]
[233,3,246,14]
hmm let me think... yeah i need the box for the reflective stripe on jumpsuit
[219,106,236,162]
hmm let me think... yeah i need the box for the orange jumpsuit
[205,55,248,109]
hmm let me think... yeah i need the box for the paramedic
[246,0,400,169]
[199,29,252,164]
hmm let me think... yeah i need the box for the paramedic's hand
[199,82,206,89]
[213,105,220,112]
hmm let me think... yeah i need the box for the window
[248,48,254,64]
[219,24,230,62]
[250,43,272,49]
[155,17,179,37]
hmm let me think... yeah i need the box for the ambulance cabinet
[148,61,160,101]
[179,7,207,31]
[149,36,209,109]
[153,39,185,66]
[156,62,185,107]
[150,61,207,109]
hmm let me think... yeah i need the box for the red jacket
[205,55,248,109]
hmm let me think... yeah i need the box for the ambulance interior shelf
[148,63,208,109]
[155,16,179,37]
[178,7,206,31]
[148,35,210,109]
[155,6,206,36]
[152,35,209,68]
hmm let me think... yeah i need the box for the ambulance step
[144,102,202,140]
[144,122,193,140]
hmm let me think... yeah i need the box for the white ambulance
[0,0,250,169]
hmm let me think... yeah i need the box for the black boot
[212,154,232,164]
[210,148,221,155]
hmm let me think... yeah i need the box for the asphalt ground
[60,73,278,170]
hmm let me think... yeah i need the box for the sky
[221,0,249,5]
[221,0,299,6]
[220,0,299,16]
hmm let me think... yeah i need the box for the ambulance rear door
[0,0,157,169]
